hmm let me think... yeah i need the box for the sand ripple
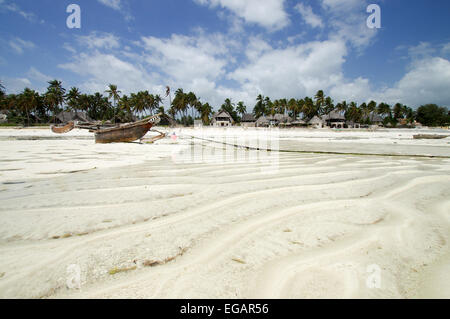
[0,128,449,298]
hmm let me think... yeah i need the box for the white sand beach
[0,127,449,299]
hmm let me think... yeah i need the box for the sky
[1,0,450,110]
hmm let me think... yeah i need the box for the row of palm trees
[0,81,423,126]
[0,81,167,125]
[251,90,415,125]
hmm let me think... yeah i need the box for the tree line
[0,81,448,127]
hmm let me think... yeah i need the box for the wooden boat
[51,122,75,134]
[413,134,448,140]
[94,115,161,144]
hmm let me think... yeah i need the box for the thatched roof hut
[364,112,383,124]
[256,116,269,127]
[241,113,256,123]
[211,110,233,127]
[308,116,324,124]
[322,110,345,121]
[56,111,91,124]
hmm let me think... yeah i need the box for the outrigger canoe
[413,134,448,140]
[51,114,162,144]
[95,116,160,144]
[51,121,75,134]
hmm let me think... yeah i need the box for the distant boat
[51,122,75,134]
[413,134,448,140]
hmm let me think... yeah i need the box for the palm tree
[336,101,348,115]
[200,102,212,125]
[393,103,405,119]
[360,102,370,123]
[368,100,377,114]
[314,90,325,114]
[377,103,391,118]
[19,88,39,126]
[0,81,5,101]
[66,87,80,113]
[165,86,172,112]
[45,80,66,123]
[253,94,265,118]
[105,84,121,123]
[133,92,146,119]
[236,101,246,116]
[153,94,162,115]
[187,92,198,118]
[405,106,415,124]
[346,102,362,123]
[288,98,298,119]
[302,97,316,120]
[324,97,334,115]
[77,94,91,114]
[119,95,132,115]
[142,91,153,116]
[279,98,288,115]
[264,97,272,116]
[173,88,188,118]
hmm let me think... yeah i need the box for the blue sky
[1,0,450,109]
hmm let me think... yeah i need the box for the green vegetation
[416,104,450,127]
[0,80,448,127]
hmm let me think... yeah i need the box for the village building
[346,121,361,129]
[240,114,256,127]
[0,111,7,124]
[56,111,91,124]
[268,114,293,127]
[291,119,308,128]
[211,111,233,127]
[365,112,384,126]
[255,116,269,127]
[308,116,326,128]
[322,110,346,129]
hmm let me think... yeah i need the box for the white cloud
[230,40,347,101]
[27,67,52,83]
[321,0,377,49]
[330,56,450,107]
[58,51,161,95]
[442,43,450,56]
[97,0,122,11]
[138,32,240,106]
[9,37,35,54]
[0,0,36,22]
[2,77,32,93]
[141,33,233,83]
[63,43,76,54]
[329,77,373,103]
[97,0,133,21]
[194,0,289,30]
[407,42,436,60]
[1,67,52,94]
[380,57,450,107]
[76,32,120,50]
[295,3,323,29]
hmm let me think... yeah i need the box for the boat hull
[413,134,448,140]
[94,121,153,144]
[51,122,75,134]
